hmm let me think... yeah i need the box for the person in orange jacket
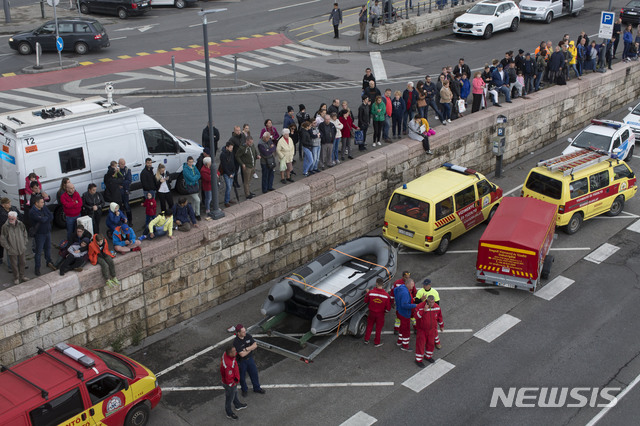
[220,345,247,420]
[88,234,119,287]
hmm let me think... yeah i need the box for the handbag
[266,155,276,170]
[457,99,466,113]
[354,130,364,145]
[175,173,199,195]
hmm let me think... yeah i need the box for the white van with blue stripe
[562,119,635,162]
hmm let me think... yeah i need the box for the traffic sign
[56,37,64,52]
[46,0,60,6]
[599,11,615,39]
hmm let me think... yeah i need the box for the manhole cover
[327,59,349,64]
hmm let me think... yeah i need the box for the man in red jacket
[220,346,247,420]
[364,278,391,347]
[414,295,444,368]
[60,183,83,241]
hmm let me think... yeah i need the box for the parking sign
[599,11,615,39]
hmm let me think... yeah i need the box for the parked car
[150,0,197,8]
[562,119,635,161]
[452,0,520,39]
[519,0,584,24]
[621,0,640,24]
[80,0,150,19]
[8,18,109,55]
[623,101,640,136]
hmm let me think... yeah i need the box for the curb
[20,60,80,74]
[300,39,351,52]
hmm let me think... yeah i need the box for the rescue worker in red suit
[390,271,411,333]
[220,345,247,420]
[395,278,417,351]
[414,295,444,367]
[364,278,391,347]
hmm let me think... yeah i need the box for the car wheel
[625,144,634,161]
[434,234,450,255]
[124,403,150,426]
[509,18,519,32]
[54,206,66,229]
[74,42,89,55]
[18,42,32,55]
[80,2,89,13]
[544,12,553,24]
[572,10,580,17]
[541,255,554,280]
[607,195,625,217]
[175,0,185,8]
[118,7,128,19]
[487,205,499,222]
[482,25,493,40]
[352,314,368,338]
[563,212,582,235]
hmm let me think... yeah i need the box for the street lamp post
[198,8,227,220]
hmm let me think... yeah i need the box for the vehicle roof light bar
[54,343,95,368]
[591,119,622,129]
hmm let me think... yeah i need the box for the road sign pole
[53,0,62,67]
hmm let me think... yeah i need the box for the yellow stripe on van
[479,243,536,256]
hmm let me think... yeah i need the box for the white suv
[453,0,520,39]
[562,120,636,161]
[623,101,640,137]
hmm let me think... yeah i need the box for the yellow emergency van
[383,163,503,254]
[521,149,637,234]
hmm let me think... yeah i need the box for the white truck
[519,0,584,24]
[0,93,202,227]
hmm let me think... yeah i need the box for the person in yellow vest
[416,279,442,349]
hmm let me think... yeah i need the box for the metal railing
[370,0,474,26]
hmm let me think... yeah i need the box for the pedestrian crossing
[0,88,79,113]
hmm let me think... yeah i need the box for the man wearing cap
[416,279,442,349]
[491,64,512,104]
[233,324,266,397]
[220,345,247,420]
[112,223,141,254]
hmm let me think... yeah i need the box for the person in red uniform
[390,270,411,333]
[414,295,444,367]
[364,278,391,347]
[220,345,247,420]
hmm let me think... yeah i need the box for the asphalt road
[120,101,640,425]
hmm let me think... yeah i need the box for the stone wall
[2,62,639,365]
[370,3,467,44]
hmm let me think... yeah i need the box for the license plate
[495,281,515,289]
[141,1,148,5]
[628,11,638,15]
[398,228,414,238]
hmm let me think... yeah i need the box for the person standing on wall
[329,3,343,39]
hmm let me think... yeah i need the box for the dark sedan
[621,0,640,24]
[80,0,151,19]
[8,18,110,55]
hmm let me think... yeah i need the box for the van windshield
[90,350,134,379]
[525,171,562,199]
[389,194,430,222]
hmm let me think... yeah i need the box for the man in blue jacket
[28,195,56,276]
[395,277,417,350]
[491,64,512,103]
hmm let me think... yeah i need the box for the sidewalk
[1,3,118,35]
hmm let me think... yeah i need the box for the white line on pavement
[586,370,640,426]
[188,20,217,28]
[402,359,455,393]
[340,411,378,426]
[269,0,320,12]
[370,51,387,81]
[444,38,471,44]
[584,243,620,264]
[534,275,575,301]
[626,219,640,233]
[504,184,524,196]
[164,382,395,392]
[110,36,127,41]
[592,211,640,219]
[474,314,520,343]
[156,335,234,377]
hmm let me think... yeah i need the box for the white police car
[562,119,635,161]
[623,101,640,137]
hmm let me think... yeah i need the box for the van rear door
[0,133,20,209]
[385,193,431,250]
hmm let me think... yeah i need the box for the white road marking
[444,38,471,43]
[173,62,209,77]
[369,51,387,81]
[222,54,269,68]
[269,0,321,12]
[164,382,394,392]
[504,184,524,196]
[188,20,217,28]
[0,92,55,105]
[156,335,234,377]
[270,44,317,58]
[592,211,640,219]
[585,370,640,426]
[256,47,300,62]
[402,359,455,393]
[110,36,127,41]
[584,243,620,264]
[242,50,286,65]
[150,66,188,78]
[534,275,575,301]
[285,43,332,56]
[185,60,234,75]
[0,101,26,110]
[474,314,520,343]
[13,87,76,101]
[626,219,640,233]
[340,411,378,426]
[207,57,251,71]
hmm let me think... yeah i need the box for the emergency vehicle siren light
[55,343,95,368]
[443,163,476,175]
[590,119,621,129]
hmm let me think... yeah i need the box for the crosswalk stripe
[240,51,285,65]
[0,92,54,106]
[210,57,251,71]
[12,88,77,101]
[150,66,188,78]
[223,54,269,68]
[185,60,233,75]
[269,45,316,58]
[474,314,520,343]
[174,62,209,77]
[284,43,331,56]
[0,101,24,111]
[255,48,300,62]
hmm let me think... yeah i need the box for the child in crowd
[148,210,174,240]
[142,192,157,235]
[88,234,119,287]
[24,173,47,199]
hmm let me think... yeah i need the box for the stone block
[120,273,143,291]
[113,251,143,278]
[78,267,106,293]
[141,237,178,268]
[276,181,311,208]
[254,191,288,218]
[0,292,20,326]
[355,149,387,177]
[144,276,162,293]
[176,227,205,253]
[86,297,113,317]
[48,274,81,305]
[43,325,74,347]
[203,213,236,242]
[63,307,88,327]
[175,246,207,268]
[0,334,22,355]
[383,142,409,169]
[324,159,368,192]
[112,286,143,307]
[146,285,169,304]
[6,279,51,317]
[226,200,264,230]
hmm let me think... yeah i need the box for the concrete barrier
[1,62,639,364]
